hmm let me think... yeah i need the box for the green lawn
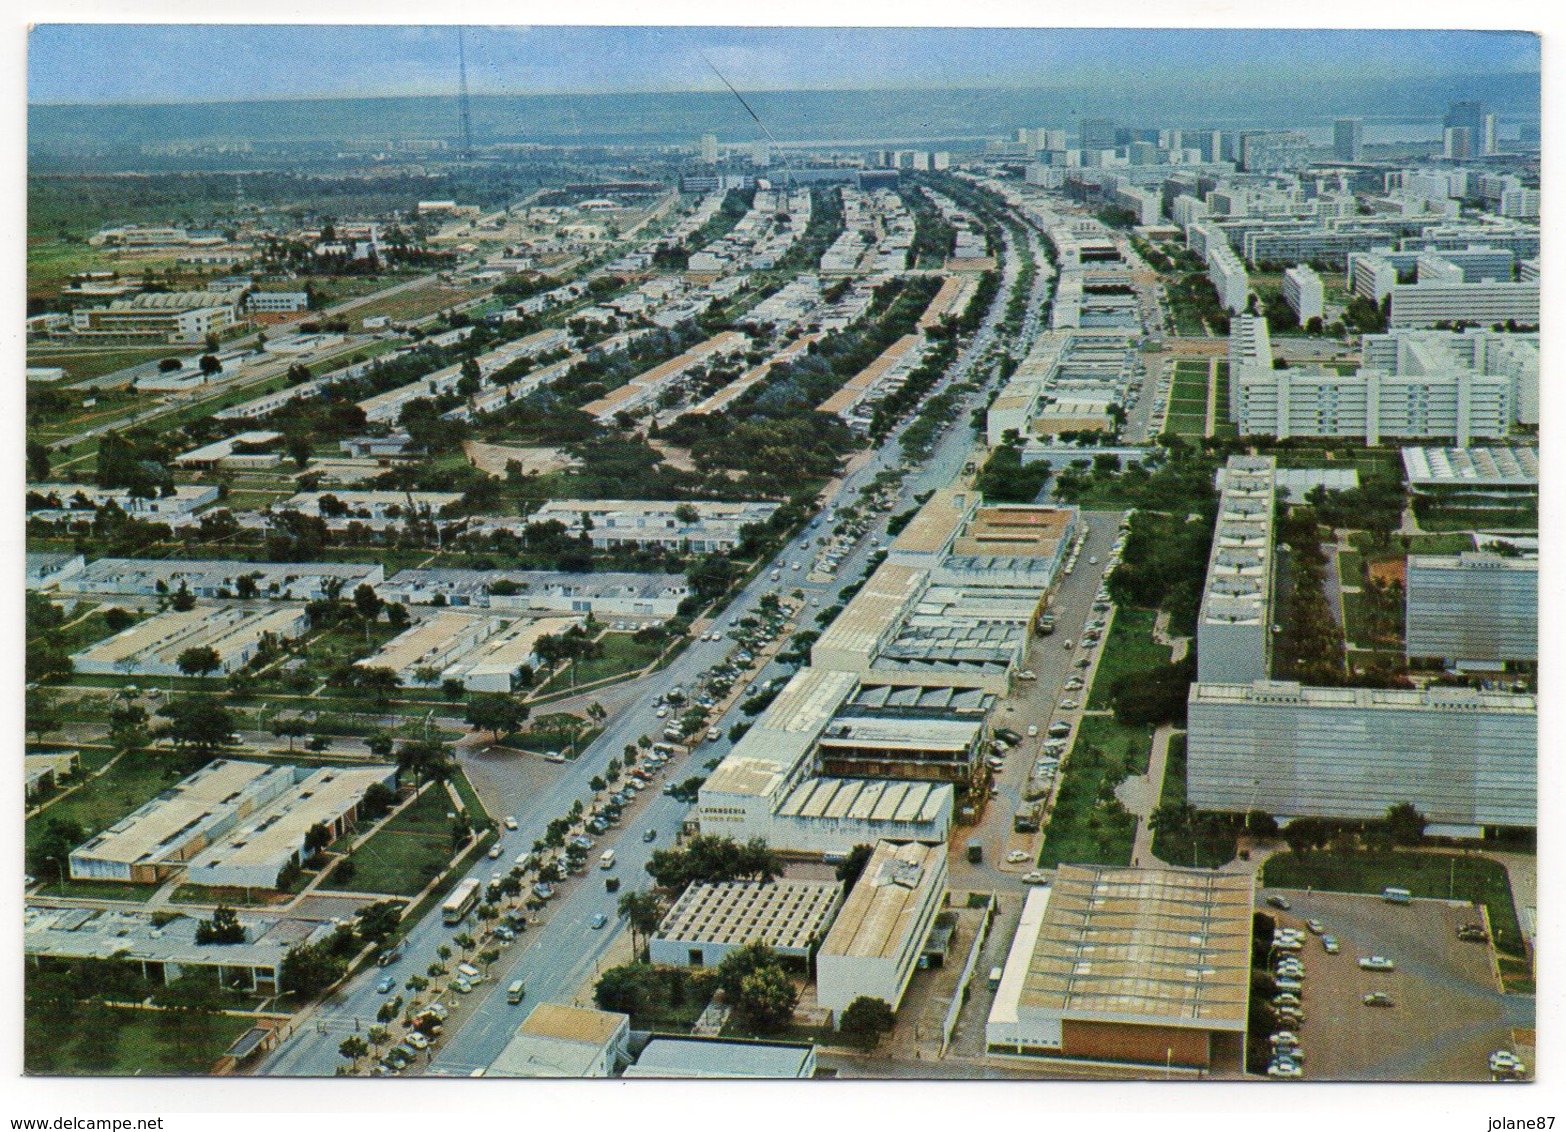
[1036,716,1153,870]
[24,1002,255,1076]
[1414,505,1537,534]
[25,749,189,860]
[1337,549,1365,588]
[1149,733,1238,868]
[1085,607,1169,711]
[535,632,664,694]
[35,877,157,903]
[319,784,465,896]
[1261,850,1526,957]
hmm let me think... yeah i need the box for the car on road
[1015,670,1037,681]
[1362,992,1394,1008]
[1490,1051,1526,1077]
[404,1031,430,1050]
[1059,699,1078,711]
[1305,919,1324,935]
[503,816,518,830]
[487,844,502,859]
[590,913,609,930]
[1074,656,1092,668]
[655,707,669,718]
[376,976,396,994]
[643,829,658,843]
[1358,956,1395,971]
[1321,935,1340,954]
[1266,895,1291,911]
[1006,850,1030,864]
[1022,870,1049,885]
[1026,724,1039,738]
[1457,922,1490,943]
[1266,1059,1303,1079]
[1063,677,1084,691]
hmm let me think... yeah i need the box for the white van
[456,962,482,982]
[599,850,617,870]
[507,980,526,1005]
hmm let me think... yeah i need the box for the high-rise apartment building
[699,133,719,164]
[1333,117,1363,162]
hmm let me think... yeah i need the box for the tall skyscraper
[1333,118,1364,162]
[1079,117,1116,151]
[750,139,771,167]
[1444,126,1474,160]
[1445,101,1497,156]
[699,133,719,164]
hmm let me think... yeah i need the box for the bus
[1382,887,1412,905]
[442,878,482,924]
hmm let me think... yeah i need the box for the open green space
[1337,549,1365,588]
[34,876,158,903]
[1271,447,1403,480]
[27,346,189,384]
[1037,716,1154,870]
[1414,505,1537,534]
[25,749,187,861]
[320,784,464,896]
[535,632,665,695]
[1261,850,1526,957]
[23,1001,255,1076]
[1149,733,1238,869]
[1085,607,1168,711]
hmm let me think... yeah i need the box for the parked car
[405,1031,430,1050]
[376,976,396,994]
[1007,850,1030,864]
[1321,935,1340,954]
[590,913,609,930]
[1022,871,1049,885]
[1267,1060,1303,1079]
[1362,992,1394,1007]
[503,816,518,830]
[1304,919,1325,935]
[1266,895,1291,911]
[1358,956,1395,971]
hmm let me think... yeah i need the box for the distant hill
[28,72,1540,162]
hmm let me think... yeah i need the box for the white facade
[1405,554,1537,666]
[815,841,947,1019]
[1281,264,1324,324]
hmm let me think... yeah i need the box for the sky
[27,25,1540,105]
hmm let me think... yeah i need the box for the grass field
[335,279,488,327]
[1337,548,1365,588]
[24,1001,254,1076]
[1164,359,1211,439]
[1085,607,1169,711]
[1037,728,1140,870]
[535,633,665,695]
[25,749,188,860]
[1272,447,1404,479]
[320,784,463,896]
[27,346,189,384]
[1262,850,1526,957]
[1149,733,1238,869]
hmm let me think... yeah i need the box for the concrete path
[1203,357,1219,438]
[1121,724,1178,867]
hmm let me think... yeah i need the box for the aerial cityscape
[21,23,1540,1094]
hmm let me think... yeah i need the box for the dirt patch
[463,440,578,478]
[1367,557,1406,587]
[646,439,698,472]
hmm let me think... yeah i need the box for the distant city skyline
[28,26,1539,106]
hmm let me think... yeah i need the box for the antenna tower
[457,27,474,163]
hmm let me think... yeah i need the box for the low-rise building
[648,878,844,968]
[530,499,779,554]
[985,865,1253,1068]
[24,552,85,590]
[55,559,384,602]
[485,1004,630,1078]
[26,483,220,526]
[70,604,308,678]
[815,840,947,1021]
[1405,553,1537,667]
[623,1036,816,1078]
[380,568,688,619]
[25,904,334,995]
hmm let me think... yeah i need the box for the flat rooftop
[774,778,948,826]
[72,605,305,670]
[24,904,328,971]
[818,840,944,961]
[1002,864,1254,1029]
[624,1037,814,1079]
[812,562,926,665]
[703,668,860,799]
[1190,679,1537,714]
[654,878,842,952]
[356,611,496,675]
[890,488,977,558]
[951,505,1073,559]
[1402,445,1539,487]
[71,760,290,870]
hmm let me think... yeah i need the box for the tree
[271,716,310,751]
[157,695,236,761]
[169,583,197,612]
[618,890,664,959]
[1385,802,1427,847]
[355,665,404,703]
[195,905,246,945]
[338,1036,368,1068]
[102,607,136,633]
[834,844,875,888]
[731,965,797,1033]
[303,822,333,857]
[199,354,223,377]
[645,835,784,890]
[464,693,530,741]
[352,583,383,624]
[396,740,454,788]
[27,440,50,482]
[837,996,895,1047]
[175,646,222,679]
[27,816,84,883]
[360,781,396,822]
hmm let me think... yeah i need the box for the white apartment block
[1281,264,1324,324]
[1207,243,1250,312]
[1405,553,1537,667]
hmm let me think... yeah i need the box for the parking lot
[1259,887,1534,1082]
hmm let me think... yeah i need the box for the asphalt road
[257,217,1026,1077]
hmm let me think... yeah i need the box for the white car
[503,816,518,830]
[404,1031,430,1050]
[1022,870,1049,885]
[1007,850,1030,864]
[1358,956,1395,971]
[1267,1059,1304,1079]
[1026,725,1039,738]
[1059,699,1078,711]
[1269,1031,1299,1046]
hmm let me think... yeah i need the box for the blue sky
[28,26,1539,105]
